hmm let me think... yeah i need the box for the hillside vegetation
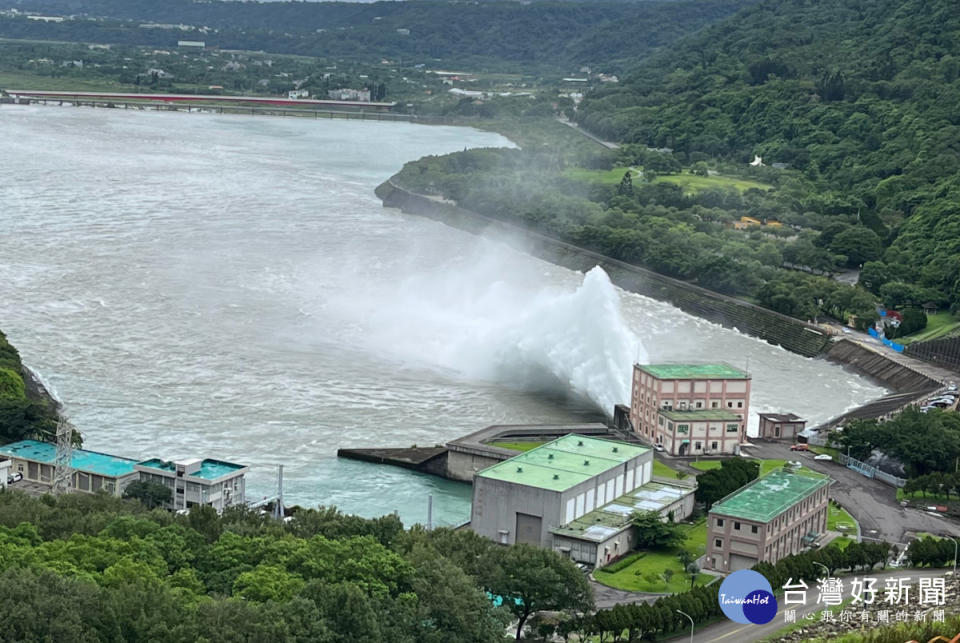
[577,0,960,310]
[0,0,753,72]
[0,330,59,444]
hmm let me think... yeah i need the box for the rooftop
[551,480,695,542]
[759,413,805,423]
[476,434,648,492]
[658,409,742,422]
[636,363,750,380]
[0,440,138,478]
[138,458,246,481]
[710,467,831,523]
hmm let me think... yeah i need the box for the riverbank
[376,180,957,398]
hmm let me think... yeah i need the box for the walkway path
[555,116,619,150]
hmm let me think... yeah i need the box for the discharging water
[0,107,886,526]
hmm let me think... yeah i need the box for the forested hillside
[0,492,594,641]
[577,0,960,309]
[0,330,59,444]
[0,0,753,71]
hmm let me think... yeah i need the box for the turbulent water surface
[0,107,886,525]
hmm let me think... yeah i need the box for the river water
[0,107,886,526]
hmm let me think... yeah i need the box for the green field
[896,487,953,502]
[563,166,640,185]
[593,520,710,593]
[827,503,857,535]
[487,440,546,452]
[652,458,688,480]
[0,70,130,92]
[651,171,772,194]
[897,311,960,345]
[690,458,787,476]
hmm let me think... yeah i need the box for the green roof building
[630,362,752,457]
[705,465,832,572]
[471,434,696,567]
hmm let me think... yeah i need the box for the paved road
[678,567,950,642]
[749,442,960,546]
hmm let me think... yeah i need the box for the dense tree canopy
[576,0,960,310]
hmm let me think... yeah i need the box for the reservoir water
[0,107,886,526]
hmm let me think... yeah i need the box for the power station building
[470,434,695,568]
[705,465,832,572]
[136,457,248,513]
[0,440,140,496]
[630,363,751,455]
[0,439,247,512]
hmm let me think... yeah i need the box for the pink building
[630,363,751,456]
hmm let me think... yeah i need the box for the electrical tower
[52,416,75,495]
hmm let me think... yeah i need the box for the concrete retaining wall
[825,340,940,393]
[377,181,832,358]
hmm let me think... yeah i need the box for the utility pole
[274,464,284,520]
[427,493,433,530]
[52,416,75,496]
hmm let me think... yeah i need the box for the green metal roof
[710,468,831,523]
[636,363,750,380]
[658,409,742,422]
[551,480,694,541]
[476,434,648,492]
[138,458,246,480]
[0,440,138,478]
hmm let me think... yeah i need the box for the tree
[617,170,634,197]
[122,481,172,509]
[631,511,684,549]
[487,544,593,641]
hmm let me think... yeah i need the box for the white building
[136,457,247,513]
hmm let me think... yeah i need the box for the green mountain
[0,0,752,71]
[577,0,960,307]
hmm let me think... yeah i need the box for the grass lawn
[896,488,954,503]
[690,458,787,476]
[652,171,772,194]
[594,550,711,593]
[652,459,688,480]
[487,440,546,452]
[827,503,858,535]
[831,536,855,550]
[0,70,131,92]
[594,520,709,593]
[897,311,960,345]
[563,166,640,185]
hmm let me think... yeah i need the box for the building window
[737,401,743,408]
[695,441,702,450]
[711,441,718,450]
[726,424,739,433]
[717,518,724,527]
[752,525,758,534]
[677,424,689,434]
[696,401,703,409]
[734,521,741,530]
[727,401,734,408]
[658,416,665,426]
[711,401,719,408]
[715,539,722,548]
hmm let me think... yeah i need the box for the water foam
[323,243,645,415]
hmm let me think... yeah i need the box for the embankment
[377,180,832,357]
[825,340,941,392]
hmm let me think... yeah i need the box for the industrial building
[0,439,139,496]
[630,363,751,455]
[0,439,248,512]
[704,465,832,572]
[470,434,695,568]
[758,413,807,441]
[136,457,248,512]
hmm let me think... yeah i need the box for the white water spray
[320,241,646,415]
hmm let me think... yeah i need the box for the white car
[7,472,23,484]
[814,454,833,461]
[654,444,665,452]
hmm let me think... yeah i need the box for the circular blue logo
[717,570,778,624]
